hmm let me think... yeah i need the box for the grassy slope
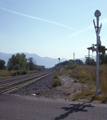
[61,65,107,103]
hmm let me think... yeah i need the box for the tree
[27,57,36,70]
[0,59,5,70]
[75,59,83,65]
[99,54,107,65]
[7,53,26,70]
[85,57,96,65]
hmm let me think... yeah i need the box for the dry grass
[72,89,95,101]
[69,65,107,103]
[0,70,37,78]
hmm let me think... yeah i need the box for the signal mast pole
[94,10,101,95]
[88,10,107,95]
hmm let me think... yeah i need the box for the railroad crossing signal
[87,10,107,95]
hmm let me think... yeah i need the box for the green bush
[74,79,77,83]
[53,74,58,79]
[22,70,27,74]
[12,70,27,76]
[52,74,62,87]
[12,72,17,76]
[63,62,76,70]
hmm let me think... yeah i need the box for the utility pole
[73,52,75,60]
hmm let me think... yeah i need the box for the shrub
[70,65,107,102]
[52,74,62,87]
[64,62,76,70]
[53,74,58,79]
[0,70,36,78]
[74,79,77,83]
[11,70,27,76]
[72,89,95,101]
[99,73,107,96]
[12,71,17,76]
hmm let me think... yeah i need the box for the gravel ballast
[10,73,87,102]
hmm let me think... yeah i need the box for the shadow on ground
[54,103,94,120]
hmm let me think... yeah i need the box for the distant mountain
[0,52,13,64]
[0,52,67,68]
[24,53,67,68]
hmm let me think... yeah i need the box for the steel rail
[0,71,52,90]
[0,72,48,87]
[0,72,36,82]
[0,71,53,94]
[0,71,49,83]
[0,71,50,87]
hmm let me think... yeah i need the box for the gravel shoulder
[39,75,87,101]
[10,74,87,102]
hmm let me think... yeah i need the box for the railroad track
[0,71,53,94]
[0,71,49,83]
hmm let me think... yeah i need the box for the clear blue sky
[0,0,107,59]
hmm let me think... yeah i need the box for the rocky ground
[37,75,87,101]
[10,73,88,102]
